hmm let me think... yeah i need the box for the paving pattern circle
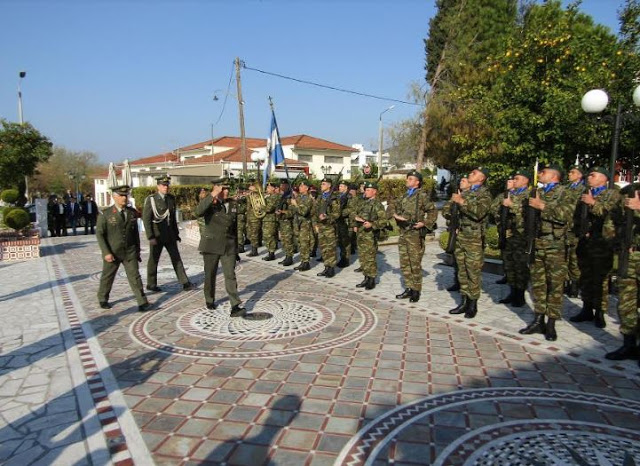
[129,290,377,359]
[336,387,640,466]
[89,264,201,282]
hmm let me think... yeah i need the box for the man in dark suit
[66,196,82,235]
[142,175,194,293]
[195,180,245,316]
[54,197,68,236]
[96,185,150,312]
[82,194,99,234]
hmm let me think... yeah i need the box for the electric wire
[213,62,235,126]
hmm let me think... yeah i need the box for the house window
[324,156,343,164]
[298,154,313,163]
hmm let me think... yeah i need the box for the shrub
[439,231,450,251]
[438,225,501,259]
[485,225,499,250]
[4,208,30,231]
[1,189,19,205]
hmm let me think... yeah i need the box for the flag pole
[269,97,290,181]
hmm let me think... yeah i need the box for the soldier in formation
[261,182,280,261]
[314,177,340,278]
[245,183,264,257]
[564,165,587,297]
[276,179,295,266]
[291,180,314,272]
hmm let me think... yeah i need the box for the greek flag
[263,109,288,187]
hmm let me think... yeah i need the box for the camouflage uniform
[246,192,263,252]
[313,192,340,269]
[395,189,437,295]
[262,193,280,254]
[293,194,315,265]
[348,194,362,253]
[236,196,247,250]
[336,192,352,266]
[277,195,295,259]
[565,181,587,288]
[354,196,388,280]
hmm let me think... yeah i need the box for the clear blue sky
[0,0,623,163]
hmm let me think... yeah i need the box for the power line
[242,62,422,107]
[213,62,235,126]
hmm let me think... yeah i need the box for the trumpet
[249,184,267,218]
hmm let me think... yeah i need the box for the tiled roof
[130,152,179,166]
[182,149,306,167]
[179,136,267,152]
[280,135,354,152]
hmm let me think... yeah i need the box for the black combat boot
[238,244,245,253]
[510,288,526,308]
[498,287,514,304]
[605,334,639,360]
[247,246,259,257]
[464,299,478,318]
[365,277,376,290]
[519,314,546,335]
[356,277,368,288]
[325,267,335,278]
[294,261,310,271]
[567,280,580,298]
[317,267,329,277]
[569,301,594,322]
[495,275,508,285]
[396,288,412,299]
[449,295,469,314]
[545,318,557,341]
[279,256,293,266]
[262,252,276,261]
[409,290,420,302]
[447,278,461,292]
[337,257,349,268]
[594,307,607,328]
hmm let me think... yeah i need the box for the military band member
[291,180,315,272]
[236,184,248,253]
[261,182,280,261]
[393,170,437,302]
[277,179,295,266]
[195,180,245,316]
[353,181,388,290]
[448,167,492,318]
[96,185,150,312]
[314,178,341,277]
[336,180,352,268]
[519,165,572,341]
[246,183,263,257]
[142,175,194,293]
[565,165,587,297]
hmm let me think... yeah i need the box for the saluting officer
[96,185,150,312]
[291,180,315,272]
[142,175,194,293]
[565,165,587,297]
[393,170,437,302]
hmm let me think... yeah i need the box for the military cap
[406,170,423,181]
[267,181,279,188]
[364,181,378,190]
[545,164,564,177]
[111,185,130,196]
[279,179,290,185]
[513,169,532,181]
[348,183,358,191]
[156,174,171,185]
[299,179,312,187]
[321,177,333,185]
[475,167,490,178]
[339,180,349,187]
[589,166,610,179]
[569,165,586,175]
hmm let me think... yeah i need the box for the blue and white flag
[263,109,288,187]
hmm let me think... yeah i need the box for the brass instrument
[249,184,267,218]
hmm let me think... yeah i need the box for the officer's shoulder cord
[149,196,170,224]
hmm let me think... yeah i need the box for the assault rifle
[618,184,637,279]
[575,200,589,238]
[445,179,460,254]
[524,160,540,264]
[497,188,509,250]
[318,169,344,216]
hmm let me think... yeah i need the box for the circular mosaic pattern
[90,264,240,282]
[129,290,377,359]
[178,299,333,341]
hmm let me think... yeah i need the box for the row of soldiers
[443,164,640,366]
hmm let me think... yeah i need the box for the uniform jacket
[354,197,388,231]
[262,193,280,223]
[96,205,141,261]
[584,187,622,241]
[535,184,573,240]
[293,194,314,226]
[394,189,437,231]
[492,188,529,236]
[312,192,341,227]
[143,193,180,242]
[195,195,237,255]
[458,185,492,232]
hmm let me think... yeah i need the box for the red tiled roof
[130,152,179,166]
[179,137,266,152]
[182,149,307,167]
[280,134,354,152]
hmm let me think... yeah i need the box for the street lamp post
[18,71,30,202]
[581,86,640,188]
[378,105,395,179]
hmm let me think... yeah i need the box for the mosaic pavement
[1,230,640,465]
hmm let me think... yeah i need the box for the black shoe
[510,288,526,308]
[138,303,153,312]
[146,285,161,293]
[325,267,335,278]
[99,302,111,309]
[182,282,196,291]
[545,318,557,341]
[396,288,412,299]
[317,267,329,277]
[409,290,420,302]
[238,245,245,253]
[605,334,639,360]
[495,275,508,285]
[354,267,363,273]
[519,314,546,335]
[295,262,310,271]
[365,277,376,290]
[279,256,293,266]
[337,258,349,268]
[594,308,606,328]
[206,302,217,310]
[262,252,276,261]
[447,282,461,292]
[230,305,246,317]
[449,296,469,314]
[316,256,324,262]
[247,247,259,257]
[498,287,514,304]
[356,277,368,288]
[570,302,594,322]
[464,299,478,318]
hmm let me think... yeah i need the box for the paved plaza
[1,225,640,465]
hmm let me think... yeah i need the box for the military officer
[519,165,572,341]
[336,180,352,268]
[142,175,194,293]
[96,185,150,312]
[393,170,437,302]
[447,167,492,318]
[353,181,388,289]
[570,167,621,328]
[194,180,245,316]
[291,179,315,272]
[261,182,280,261]
[276,179,295,266]
[314,178,341,277]
[246,182,264,256]
[565,165,587,297]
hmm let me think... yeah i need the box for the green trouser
[293,217,300,251]
[504,234,529,289]
[247,218,262,248]
[356,229,378,277]
[398,229,425,291]
[147,240,189,288]
[262,219,278,253]
[279,218,295,256]
[616,250,640,335]
[97,258,147,306]
[317,223,337,267]
[566,233,580,282]
[298,221,313,262]
[454,229,484,300]
[336,219,351,261]
[237,214,247,247]
[578,237,613,310]
[531,239,567,319]
[202,252,240,307]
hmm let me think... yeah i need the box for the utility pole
[18,71,30,202]
[235,57,247,176]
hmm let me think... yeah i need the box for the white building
[350,144,391,173]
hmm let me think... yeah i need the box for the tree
[30,147,104,197]
[0,120,53,193]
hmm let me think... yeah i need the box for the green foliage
[4,208,30,231]
[31,146,102,198]
[439,230,450,250]
[1,189,19,205]
[438,225,500,258]
[376,178,436,204]
[0,120,53,191]
[485,225,499,249]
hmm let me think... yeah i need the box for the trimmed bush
[1,189,19,205]
[438,225,501,259]
[4,208,30,231]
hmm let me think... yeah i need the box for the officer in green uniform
[143,175,194,292]
[519,165,573,341]
[565,165,587,297]
[291,180,315,272]
[197,187,209,235]
[194,180,246,316]
[448,167,492,318]
[276,179,295,266]
[314,178,341,277]
[96,185,150,312]
[393,170,437,302]
[261,182,280,261]
[570,167,622,328]
[246,182,264,256]
[235,184,248,253]
[348,184,361,255]
[336,180,352,268]
[353,181,388,290]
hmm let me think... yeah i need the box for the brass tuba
[249,184,267,218]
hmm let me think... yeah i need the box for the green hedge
[4,208,30,231]
[1,189,19,205]
[438,225,500,259]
